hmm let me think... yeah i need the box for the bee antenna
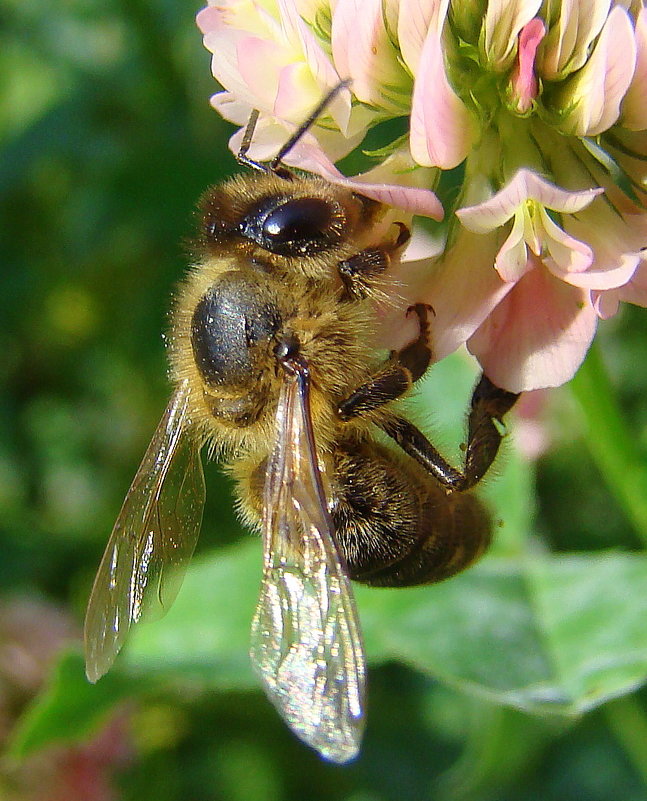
[270,79,351,170]
[235,80,352,175]
[236,109,270,174]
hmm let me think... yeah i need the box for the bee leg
[337,302,431,420]
[462,374,520,488]
[337,222,410,299]
[378,374,520,491]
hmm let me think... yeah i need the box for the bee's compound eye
[240,196,342,255]
[263,197,334,246]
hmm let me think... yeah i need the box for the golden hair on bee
[167,168,396,461]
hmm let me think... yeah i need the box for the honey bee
[84,84,519,763]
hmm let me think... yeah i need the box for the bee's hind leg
[337,303,519,491]
[337,376,519,587]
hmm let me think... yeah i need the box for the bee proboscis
[84,83,518,763]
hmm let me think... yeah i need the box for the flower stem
[604,695,647,785]
[569,341,647,547]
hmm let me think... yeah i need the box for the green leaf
[433,703,558,801]
[124,542,259,686]
[359,550,647,714]
[414,352,534,555]
[122,541,647,717]
[16,549,647,757]
[7,650,137,760]
[361,132,409,160]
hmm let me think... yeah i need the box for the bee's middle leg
[338,303,432,420]
[338,298,519,490]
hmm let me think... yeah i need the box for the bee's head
[194,172,384,279]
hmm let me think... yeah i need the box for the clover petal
[552,6,637,136]
[281,138,444,220]
[538,0,611,79]
[457,169,603,232]
[409,0,474,169]
[468,264,598,392]
[621,7,647,130]
[331,0,407,113]
[483,0,542,71]
[383,228,515,361]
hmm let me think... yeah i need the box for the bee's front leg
[337,222,410,300]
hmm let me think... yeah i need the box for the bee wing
[84,379,205,682]
[250,368,366,763]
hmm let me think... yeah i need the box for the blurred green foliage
[2,1,647,799]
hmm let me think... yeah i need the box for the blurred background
[2,1,647,799]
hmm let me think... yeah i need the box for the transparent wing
[84,379,205,682]
[250,367,366,763]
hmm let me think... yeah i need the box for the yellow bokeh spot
[46,285,98,343]
[130,703,189,753]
